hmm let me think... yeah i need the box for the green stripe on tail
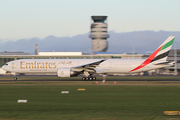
[160,38,175,52]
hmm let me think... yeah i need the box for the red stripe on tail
[130,46,163,72]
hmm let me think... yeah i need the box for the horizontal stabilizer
[154,61,176,66]
[153,61,170,65]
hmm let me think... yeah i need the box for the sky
[0,0,180,41]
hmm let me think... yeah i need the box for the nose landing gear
[14,77,17,81]
[12,72,17,81]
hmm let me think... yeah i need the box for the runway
[1,75,180,81]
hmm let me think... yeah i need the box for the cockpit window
[5,64,8,66]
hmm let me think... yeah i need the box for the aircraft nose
[2,65,8,71]
[2,65,5,70]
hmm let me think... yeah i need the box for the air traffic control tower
[89,16,109,52]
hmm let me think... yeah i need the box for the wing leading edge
[71,59,106,73]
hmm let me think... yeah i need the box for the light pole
[174,42,178,75]
[132,42,135,58]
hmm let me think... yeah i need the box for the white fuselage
[2,59,171,74]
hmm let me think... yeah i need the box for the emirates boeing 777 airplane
[2,36,175,81]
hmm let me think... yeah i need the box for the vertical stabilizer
[130,36,175,72]
[152,36,175,62]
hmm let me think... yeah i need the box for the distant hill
[108,30,180,53]
[0,30,180,54]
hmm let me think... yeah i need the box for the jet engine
[57,68,79,77]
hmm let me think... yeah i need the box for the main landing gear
[82,76,96,81]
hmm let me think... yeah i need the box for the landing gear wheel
[14,77,17,81]
[93,77,96,80]
[82,77,86,81]
[89,77,93,81]
[86,77,89,80]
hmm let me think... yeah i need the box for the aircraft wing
[71,59,105,72]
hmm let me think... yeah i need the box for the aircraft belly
[99,65,133,73]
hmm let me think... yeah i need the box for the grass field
[1,80,180,120]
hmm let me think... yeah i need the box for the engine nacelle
[57,68,78,77]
